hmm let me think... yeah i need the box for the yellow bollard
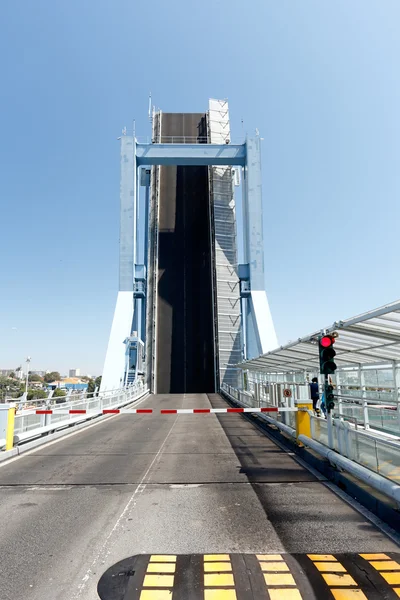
[295,400,312,444]
[5,404,16,451]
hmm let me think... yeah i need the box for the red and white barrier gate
[31,406,296,416]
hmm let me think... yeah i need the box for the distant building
[30,371,46,377]
[47,377,88,391]
[0,369,24,379]
[0,370,14,377]
[69,368,80,377]
[30,381,44,389]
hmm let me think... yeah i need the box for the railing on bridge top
[134,136,246,145]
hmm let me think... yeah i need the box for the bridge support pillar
[242,136,278,357]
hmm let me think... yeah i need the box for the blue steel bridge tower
[101,99,277,394]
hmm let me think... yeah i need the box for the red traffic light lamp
[320,336,334,348]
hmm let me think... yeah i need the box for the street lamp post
[25,356,31,399]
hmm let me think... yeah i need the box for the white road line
[72,412,180,599]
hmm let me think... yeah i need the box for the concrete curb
[0,447,19,463]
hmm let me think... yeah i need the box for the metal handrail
[134,135,245,145]
[12,383,147,442]
[335,393,397,404]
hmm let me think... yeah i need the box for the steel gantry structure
[101,99,277,393]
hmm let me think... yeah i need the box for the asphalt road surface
[0,393,398,600]
[156,112,215,394]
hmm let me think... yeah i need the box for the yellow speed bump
[380,572,400,585]
[146,563,176,573]
[150,555,177,562]
[269,590,302,600]
[259,562,289,572]
[140,591,173,600]
[314,562,346,572]
[369,560,400,571]
[307,554,337,561]
[359,553,390,560]
[322,574,357,586]
[143,574,174,587]
[204,573,234,587]
[204,591,237,600]
[204,562,232,572]
[264,573,296,586]
[331,591,367,599]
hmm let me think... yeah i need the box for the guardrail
[0,382,149,450]
[310,413,400,484]
[221,382,400,506]
[246,380,400,436]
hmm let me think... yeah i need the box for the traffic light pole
[325,373,334,448]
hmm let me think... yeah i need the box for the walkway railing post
[392,361,400,433]
[327,412,334,449]
[362,398,370,430]
[336,371,344,422]
[344,421,352,459]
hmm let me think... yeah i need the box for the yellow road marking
[268,589,303,600]
[150,555,177,562]
[204,573,235,587]
[359,553,390,560]
[314,562,346,572]
[322,574,357,586]
[259,561,290,572]
[204,562,232,572]
[331,590,368,599]
[204,554,231,561]
[263,572,296,586]
[143,574,175,587]
[204,591,237,599]
[146,563,176,573]
[256,554,302,597]
[369,560,400,570]
[307,554,337,561]
[140,591,173,600]
[380,572,400,585]
[360,552,400,593]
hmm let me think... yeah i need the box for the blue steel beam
[136,143,246,166]
[119,137,136,291]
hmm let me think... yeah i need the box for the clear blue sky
[1,0,399,375]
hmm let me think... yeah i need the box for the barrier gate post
[295,397,312,444]
[5,403,16,451]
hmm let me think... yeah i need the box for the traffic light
[325,384,335,412]
[318,335,337,375]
